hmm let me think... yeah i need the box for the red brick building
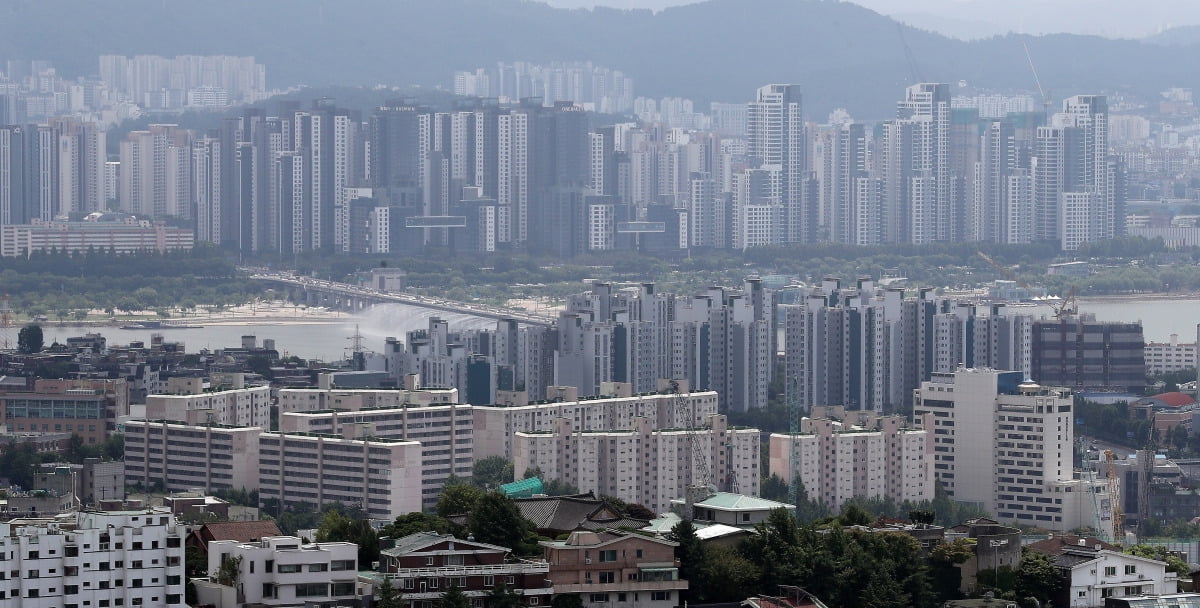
[539,531,686,608]
[380,532,551,607]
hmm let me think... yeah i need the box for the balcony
[384,561,550,580]
[551,580,688,594]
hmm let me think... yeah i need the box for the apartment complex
[513,414,759,513]
[472,388,719,459]
[914,367,1110,537]
[0,216,194,257]
[768,406,934,510]
[0,505,186,607]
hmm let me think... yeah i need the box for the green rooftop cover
[500,477,544,498]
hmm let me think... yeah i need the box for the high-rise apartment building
[768,406,934,510]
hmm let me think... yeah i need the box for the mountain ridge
[0,0,1196,118]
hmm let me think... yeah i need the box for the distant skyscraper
[746,84,810,243]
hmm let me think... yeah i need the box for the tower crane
[1022,40,1053,117]
[1105,449,1124,541]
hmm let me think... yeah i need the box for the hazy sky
[541,0,1200,39]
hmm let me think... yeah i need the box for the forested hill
[2,0,1197,118]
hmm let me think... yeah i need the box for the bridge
[245,273,557,327]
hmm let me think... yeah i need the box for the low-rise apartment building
[0,504,186,607]
[540,531,686,608]
[145,384,271,428]
[279,402,473,509]
[258,430,424,519]
[768,406,934,510]
[123,416,262,493]
[1144,333,1197,375]
[194,536,363,607]
[276,387,458,414]
[513,414,758,513]
[473,389,719,459]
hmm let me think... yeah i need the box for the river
[37,304,498,362]
[28,296,1200,360]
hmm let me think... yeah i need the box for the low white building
[0,505,186,608]
[1045,543,1177,607]
[1144,333,1197,375]
[195,536,364,607]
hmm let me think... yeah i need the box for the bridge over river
[246,273,556,328]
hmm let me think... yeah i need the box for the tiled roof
[693,492,792,511]
[196,520,282,544]
[383,531,511,557]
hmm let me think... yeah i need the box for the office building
[914,367,1110,536]
[1032,316,1146,393]
[0,378,127,445]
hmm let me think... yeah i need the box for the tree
[1127,544,1189,579]
[700,544,760,602]
[487,583,522,608]
[472,456,515,489]
[469,491,537,555]
[18,324,43,354]
[315,508,379,567]
[761,473,789,501]
[380,512,457,539]
[214,554,242,586]
[670,519,706,602]
[440,584,469,608]
[1014,548,1060,606]
[437,481,485,518]
[378,577,404,608]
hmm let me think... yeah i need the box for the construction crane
[1081,438,1106,540]
[1022,40,1053,117]
[669,381,713,497]
[977,251,1076,319]
[787,378,803,506]
[1105,449,1124,541]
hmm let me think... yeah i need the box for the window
[426,557,435,566]
[599,550,617,563]
[332,582,355,596]
[445,555,464,566]
[296,583,329,598]
[485,576,495,587]
[599,572,615,584]
[402,579,414,590]
[309,563,328,572]
[618,595,627,603]
[652,591,671,601]
[27,570,39,578]
[65,585,79,595]
[1125,565,1137,575]
[590,594,609,603]
[1104,567,1117,576]
[742,513,751,522]
[331,560,355,571]
[277,564,302,574]
[636,549,643,559]
[531,598,538,605]
[265,560,273,573]
[506,576,514,585]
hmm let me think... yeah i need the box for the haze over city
[4,2,1200,608]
